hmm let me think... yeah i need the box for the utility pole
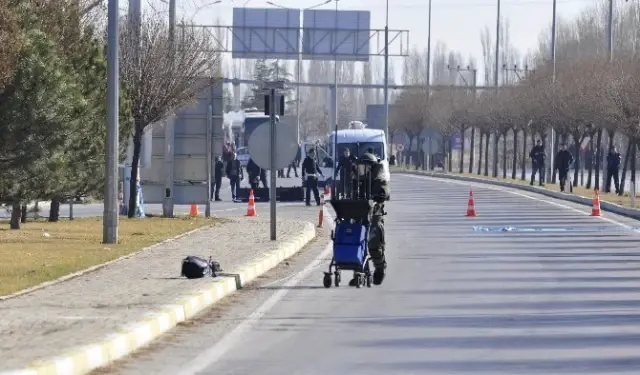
[426,0,432,87]
[492,0,500,178]
[468,68,478,174]
[607,0,614,62]
[164,0,176,217]
[447,65,476,174]
[383,0,390,144]
[494,0,500,88]
[104,0,119,244]
[550,0,557,183]
[333,0,339,133]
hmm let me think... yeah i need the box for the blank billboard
[302,9,370,61]
[232,7,301,60]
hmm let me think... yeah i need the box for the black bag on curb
[181,256,223,279]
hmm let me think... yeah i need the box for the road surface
[102,174,640,375]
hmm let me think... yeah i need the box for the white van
[298,126,390,188]
[328,128,390,183]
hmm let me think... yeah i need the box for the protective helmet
[359,152,378,165]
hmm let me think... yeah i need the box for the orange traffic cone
[318,193,325,228]
[591,189,602,216]
[189,203,199,217]
[246,189,257,217]
[466,189,477,217]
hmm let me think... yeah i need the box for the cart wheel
[366,274,372,288]
[334,272,341,287]
[355,274,362,288]
[323,274,332,288]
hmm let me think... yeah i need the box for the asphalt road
[101,174,640,375]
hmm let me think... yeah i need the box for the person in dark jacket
[246,158,261,191]
[529,140,546,186]
[554,144,574,192]
[212,156,224,201]
[225,153,243,201]
[259,168,268,188]
[336,148,357,198]
[287,145,301,178]
[302,148,324,206]
[606,146,622,194]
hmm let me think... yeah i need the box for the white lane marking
[404,174,640,232]
[173,212,334,375]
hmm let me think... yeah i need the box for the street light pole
[494,0,500,88]
[266,0,330,144]
[334,0,339,133]
[426,0,432,87]
[550,0,557,183]
[383,0,389,144]
[104,0,120,244]
[607,0,614,62]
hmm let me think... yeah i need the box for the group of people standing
[529,139,622,194]
[211,143,308,202]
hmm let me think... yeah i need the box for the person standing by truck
[336,147,357,198]
[225,153,243,201]
[302,148,324,206]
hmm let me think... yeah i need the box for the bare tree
[119,14,220,217]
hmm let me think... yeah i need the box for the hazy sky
[137,0,597,85]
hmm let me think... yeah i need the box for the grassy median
[393,166,637,209]
[0,216,220,296]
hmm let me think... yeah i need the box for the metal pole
[269,88,277,240]
[494,0,500,88]
[551,0,557,82]
[296,28,302,144]
[607,0,614,61]
[550,0,557,182]
[383,0,389,144]
[205,104,212,217]
[333,0,339,132]
[104,0,119,244]
[426,0,432,87]
[469,69,477,174]
[164,0,176,217]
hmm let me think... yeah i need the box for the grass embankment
[392,166,638,209]
[0,216,219,296]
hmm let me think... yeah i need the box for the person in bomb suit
[348,152,390,286]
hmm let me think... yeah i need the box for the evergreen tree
[0,29,86,228]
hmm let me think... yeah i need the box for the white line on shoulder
[172,212,334,375]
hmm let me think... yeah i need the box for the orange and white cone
[189,203,199,217]
[591,189,602,216]
[466,189,477,217]
[318,193,325,228]
[246,189,257,217]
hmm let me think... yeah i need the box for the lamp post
[266,0,330,144]
[104,0,119,244]
[383,0,390,144]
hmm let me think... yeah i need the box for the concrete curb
[0,222,317,375]
[394,169,640,222]
[0,222,222,301]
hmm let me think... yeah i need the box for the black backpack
[181,256,222,279]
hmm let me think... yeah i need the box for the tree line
[392,0,640,194]
[0,0,220,229]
